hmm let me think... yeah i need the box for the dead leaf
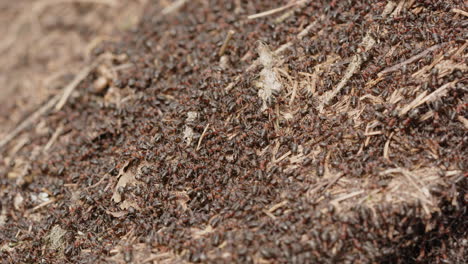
[14,193,24,210]
[105,210,128,218]
[46,225,67,250]
[112,159,138,203]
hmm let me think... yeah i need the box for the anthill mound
[0,1,467,263]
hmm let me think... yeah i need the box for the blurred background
[0,0,147,138]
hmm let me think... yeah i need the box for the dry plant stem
[399,81,456,117]
[458,116,468,129]
[263,209,277,219]
[383,132,394,161]
[196,124,210,151]
[331,190,365,204]
[0,94,61,152]
[451,8,468,17]
[318,34,375,112]
[218,30,235,56]
[55,59,102,111]
[297,21,318,39]
[318,55,362,112]
[378,44,442,76]
[381,1,397,18]
[380,168,431,200]
[8,136,29,158]
[86,175,109,190]
[451,41,467,58]
[268,201,288,212]
[391,0,406,17]
[161,0,187,15]
[43,124,64,152]
[412,51,445,78]
[31,199,56,212]
[1,54,111,152]
[248,0,307,19]
[357,189,381,205]
[311,173,344,201]
[141,253,173,263]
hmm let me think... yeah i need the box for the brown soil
[0,0,145,136]
[0,1,467,263]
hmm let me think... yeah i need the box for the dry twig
[383,132,394,161]
[458,116,468,129]
[196,124,210,151]
[0,95,60,152]
[161,0,187,15]
[331,190,365,204]
[55,59,102,111]
[43,124,64,152]
[31,199,56,212]
[378,44,442,77]
[218,30,235,56]
[452,8,468,17]
[318,34,375,112]
[399,81,456,117]
[0,54,116,152]
[248,0,307,20]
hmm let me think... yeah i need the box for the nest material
[0,0,467,263]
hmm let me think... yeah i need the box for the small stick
[390,0,406,17]
[451,41,468,58]
[273,151,291,163]
[248,0,307,20]
[263,209,276,219]
[161,0,187,15]
[383,132,394,161]
[364,131,383,136]
[378,44,442,76]
[331,190,365,204]
[289,81,298,105]
[218,30,235,57]
[452,8,468,17]
[86,175,109,190]
[31,199,56,212]
[43,124,64,152]
[458,116,468,129]
[399,81,456,117]
[56,53,114,111]
[8,136,29,157]
[381,1,397,18]
[311,173,344,201]
[55,60,99,111]
[357,189,381,205]
[412,51,444,78]
[1,54,112,152]
[142,253,173,264]
[297,20,318,39]
[318,33,375,112]
[196,124,210,151]
[0,94,60,152]
[319,55,362,112]
[268,200,288,213]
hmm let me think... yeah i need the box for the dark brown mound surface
[1,1,467,263]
